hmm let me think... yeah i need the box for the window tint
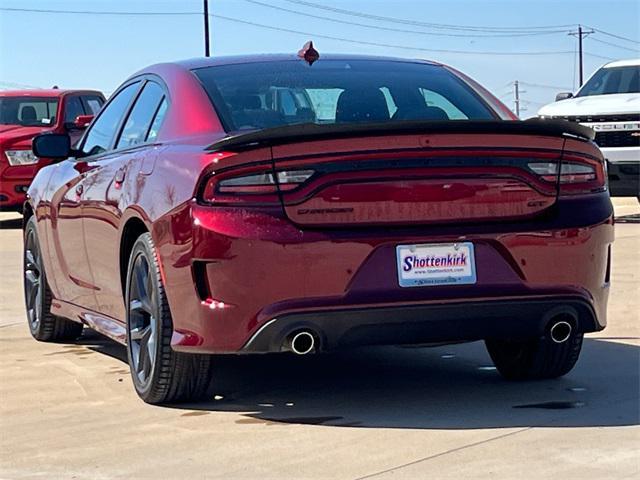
[146,98,168,142]
[193,60,495,132]
[0,97,58,126]
[82,96,104,115]
[116,82,165,149]
[64,96,85,123]
[81,82,139,157]
[306,87,400,121]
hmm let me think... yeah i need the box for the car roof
[603,58,640,68]
[0,89,103,98]
[172,54,442,71]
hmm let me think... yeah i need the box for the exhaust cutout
[286,330,316,355]
[549,320,572,344]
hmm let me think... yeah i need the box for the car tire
[24,216,83,342]
[485,332,583,380]
[125,232,214,404]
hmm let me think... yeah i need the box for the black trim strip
[241,296,600,352]
[272,145,565,163]
[207,119,595,152]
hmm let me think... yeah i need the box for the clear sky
[1,0,638,116]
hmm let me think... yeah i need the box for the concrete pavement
[1,200,638,479]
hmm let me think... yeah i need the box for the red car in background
[0,89,105,211]
[26,52,613,404]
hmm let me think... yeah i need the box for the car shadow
[80,329,640,430]
[77,329,128,363]
[616,213,640,224]
[0,216,23,230]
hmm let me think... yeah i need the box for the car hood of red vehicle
[0,125,51,147]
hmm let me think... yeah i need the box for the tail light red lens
[201,169,314,204]
[528,156,606,195]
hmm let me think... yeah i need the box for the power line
[519,81,573,90]
[209,13,574,56]
[584,52,617,61]
[243,0,570,38]
[589,37,639,53]
[586,26,640,44]
[282,0,577,32]
[0,4,573,36]
[0,6,198,16]
[0,81,42,89]
[0,6,625,61]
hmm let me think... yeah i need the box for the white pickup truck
[538,59,639,197]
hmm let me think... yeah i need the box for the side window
[81,82,139,157]
[64,96,85,124]
[82,96,104,115]
[116,82,165,149]
[279,90,297,116]
[146,98,168,142]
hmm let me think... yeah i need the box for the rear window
[193,60,497,132]
[0,97,59,126]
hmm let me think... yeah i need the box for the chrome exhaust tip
[288,330,316,355]
[549,320,572,344]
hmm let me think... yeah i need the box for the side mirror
[555,92,573,101]
[65,114,94,131]
[32,133,71,160]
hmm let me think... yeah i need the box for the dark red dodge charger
[25,51,614,404]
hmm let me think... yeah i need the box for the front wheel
[24,216,83,342]
[125,233,213,404]
[485,331,583,380]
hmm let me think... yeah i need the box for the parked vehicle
[538,59,639,197]
[0,89,105,211]
[26,51,613,404]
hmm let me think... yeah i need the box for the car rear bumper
[602,146,640,165]
[604,150,640,196]
[159,193,614,354]
[242,296,599,353]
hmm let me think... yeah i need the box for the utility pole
[569,25,594,86]
[514,80,520,117]
[203,0,210,57]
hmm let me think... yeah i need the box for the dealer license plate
[396,242,477,287]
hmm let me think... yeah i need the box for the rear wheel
[125,233,213,404]
[23,216,83,342]
[485,331,583,380]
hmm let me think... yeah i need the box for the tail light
[528,155,606,195]
[200,168,314,204]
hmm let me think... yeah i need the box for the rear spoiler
[207,119,595,152]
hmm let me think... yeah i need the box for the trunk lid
[271,132,565,226]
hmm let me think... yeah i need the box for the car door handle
[75,184,83,196]
[114,168,126,184]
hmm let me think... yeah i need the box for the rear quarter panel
[128,142,274,327]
